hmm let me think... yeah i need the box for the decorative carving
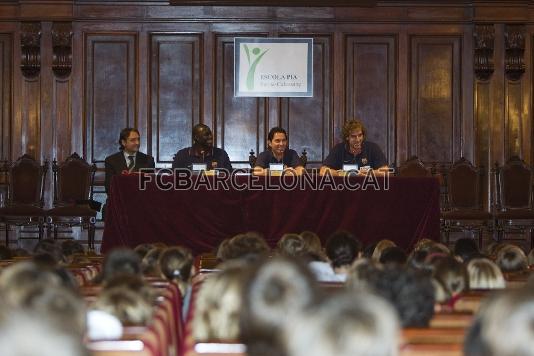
[474,24,494,81]
[52,22,73,78]
[504,24,525,81]
[20,22,41,78]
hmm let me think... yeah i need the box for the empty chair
[493,156,534,249]
[46,153,98,249]
[397,156,433,177]
[440,158,492,247]
[0,154,48,245]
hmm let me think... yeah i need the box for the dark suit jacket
[104,151,155,195]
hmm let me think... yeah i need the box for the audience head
[347,258,383,290]
[277,233,306,258]
[325,231,361,269]
[285,290,399,356]
[221,232,270,262]
[61,240,85,259]
[158,246,194,296]
[96,248,142,283]
[193,260,249,341]
[465,288,534,356]
[495,244,528,273]
[454,238,480,262]
[379,246,408,266]
[141,247,163,277]
[366,267,435,327]
[371,239,396,262]
[240,257,317,356]
[0,310,89,356]
[467,258,506,290]
[33,238,66,265]
[432,256,468,299]
[300,231,325,261]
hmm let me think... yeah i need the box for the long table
[101,173,440,254]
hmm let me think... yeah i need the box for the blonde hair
[496,244,528,273]
[277,233,306,257]
[467,258,506,290]
[371,239,396,262]
[192,262,247,341]
[93,286,153,326]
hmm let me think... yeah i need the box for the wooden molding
[474,24,494,81]
[169,0,376,6]
[20,22,41,79]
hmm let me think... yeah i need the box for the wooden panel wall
[0,34,11,161]
[0,1,533,211]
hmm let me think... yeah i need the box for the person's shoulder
[174,147,191,157]
[213,147,230,156]
[137,151,154,160]
[257,150,271,159]
[105,151,123,163]
[330,142,345,152]
[287,148,299,156]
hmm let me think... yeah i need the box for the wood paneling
[149,33,202,164]
[0,34,11,160]
[215,33,268,165]
[345,35,396,165]
[279,34,333,166]
[85,34,137,164]
[410,36,462,164]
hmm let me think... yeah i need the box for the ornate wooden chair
[46,153,98,249]
[493,156,534,249]
[397,156,433,177]
[0,154,48,245]
[440,157,492,247]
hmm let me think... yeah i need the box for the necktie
[127,155,135,172]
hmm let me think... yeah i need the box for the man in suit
[104,128,155,195]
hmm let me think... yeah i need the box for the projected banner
[234,38,313,97]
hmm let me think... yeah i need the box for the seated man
[172,124,232,171]
[320,119,388,176]
[104,128,155,195]
[253,127,304,175]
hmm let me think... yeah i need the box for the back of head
[496,244,528,273]
[325,231,361,268]
[240,257,317,356]
[193,261,249,341]
[133,243,154,259]
[285,291,399,356]
[454,238,480,262]
[467,258,506,290]
[34,238,66,265]
[470,288,534,356]
[61,240,85,259]
[277,233,306,258]
[433,256,468,297]
[158,246,193,295]
[300,231,324,260]
[141,247,163,277]
[97,248,141,283]
[0,309,88,356]
[371,239,396,262]
[347,258,383,290]
[379,246,408,266]
[366,267,435,327]
[222,232,270,262]
[93,286,153,326]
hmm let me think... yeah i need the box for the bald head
[192,124,213,149]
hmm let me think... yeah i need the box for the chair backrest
[52,152,96,205]
[495,156,533,210]
[300,149,308,168]
[6,154,47,206]
[397,156,432,177]
[249,149,257,168]
[445,157,483,210]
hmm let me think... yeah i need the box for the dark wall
[0,1,532,211]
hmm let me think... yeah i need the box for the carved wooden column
[20,22,41,79]
[52,22,73,78]
[473,24,494,210]
[504,25,527,160]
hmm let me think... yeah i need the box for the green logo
[244,44,269,90]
